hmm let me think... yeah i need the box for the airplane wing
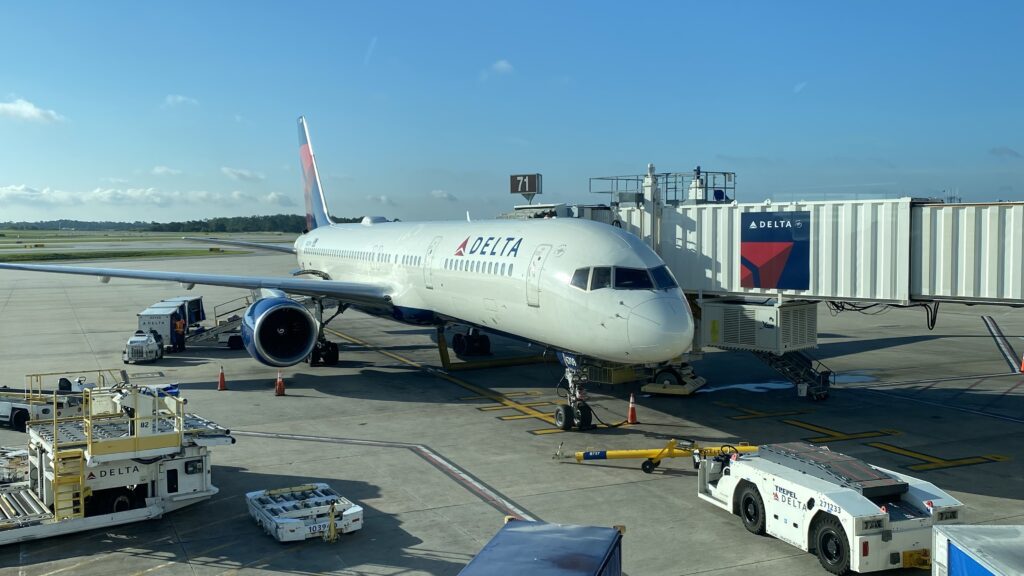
[0,263,391,308]
[183,237,296,254]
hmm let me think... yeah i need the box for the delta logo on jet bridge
[740,211,810,290]
[454,236,523,257]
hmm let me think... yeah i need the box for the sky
[1,1,1022,223]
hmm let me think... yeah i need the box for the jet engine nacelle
[241,297,318,367]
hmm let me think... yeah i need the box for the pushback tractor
[0,383,234,545]
[696,442,963,575]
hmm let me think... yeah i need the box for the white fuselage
[295,218,694,364]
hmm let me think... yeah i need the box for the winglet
[298,116,333,231]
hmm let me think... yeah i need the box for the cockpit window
[591,267,612,290]
[650,265,678,289]
[570,268,590,290]
[614,267,654,289]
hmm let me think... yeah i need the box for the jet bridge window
[650,265,678,289]
[614,267,654,290]
[591,267,612,290]
[570,268,589,290]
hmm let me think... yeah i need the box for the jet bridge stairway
[752,350,833,400]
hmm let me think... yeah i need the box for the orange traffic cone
[274,371,286,396]
[627,393,638,425]
[217,366,227,391]
[1020,354,1024,373]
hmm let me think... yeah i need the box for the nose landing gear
[555,367,594,431]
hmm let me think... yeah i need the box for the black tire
[554,404,573,430]
[227,335,243,350]
[452,333,467,355]
[11,410,29,433]
[814,516,851,575]
[574,403,593,429]
[653,368,681,388]
[739,485,766,535]
[111,492,132,514]
[479,335,491,355]
[641,459,657,474]
[323,342,339,366]
[308,345,322,367]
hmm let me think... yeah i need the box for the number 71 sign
[510,174,542,195]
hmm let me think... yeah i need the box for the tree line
[2,214,363,233]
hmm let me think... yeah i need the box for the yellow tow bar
[558,439,759,473]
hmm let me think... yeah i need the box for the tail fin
[298,116,332,231]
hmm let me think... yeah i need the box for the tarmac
[0,249,1022,575]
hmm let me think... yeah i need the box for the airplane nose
[626,297,694,362]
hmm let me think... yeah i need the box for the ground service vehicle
[122,330,165,364]
[932,525,1024,576]
[0,376,95,432]
[0,383,233,545]
[458,519,623,575]
[246,483,363,542]
[696,442,963,575]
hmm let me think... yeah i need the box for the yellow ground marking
[461,391,540,400]
[328,328,558,428]
[480,401,553,411]
[714,401,809,420]
[782,419,900,443]
[866,442,1010,471]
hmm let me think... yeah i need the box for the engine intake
[241,297,318,367]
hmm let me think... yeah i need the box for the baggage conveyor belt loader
[696,442,964,575]
[0,383,234,545]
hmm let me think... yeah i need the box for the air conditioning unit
[700,299,817,355]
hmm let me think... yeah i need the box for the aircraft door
[423,236,443,289]
[526,244,552,307]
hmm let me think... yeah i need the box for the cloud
[363,36,378,66]
[221,166,266,182]
[151,165,181,176]
[101,176,129,184]
[430,189,458,202]
[163,94,198,107]
[479,59,514,81]
[793,81,808,94]
[0,98,65,122]
[365,195,396,206]
[264,191,296,206]
[990,146,1022,160]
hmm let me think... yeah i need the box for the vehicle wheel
[111,492,132,514]
[653,368,681,388]
[815,516,851,575]
[323,342,339,366]
[641,459,658,474]
[574,403,593,429]
[228,335,243,350]
[479,335,491,355]
[452,333,467,355]
[739,485,766,535]
[554,404,573,430]
[11,410,29,433]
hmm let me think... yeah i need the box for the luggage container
[459,520,622,576]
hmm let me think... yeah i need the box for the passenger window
[570,268,590,290]
[591,267,611,290]
[614,267,654,289]
[650,265,678,289]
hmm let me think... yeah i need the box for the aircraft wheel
[574,403,592,429]
[452,333,467,355]
[653,368,681,388]
[554,404,573,430]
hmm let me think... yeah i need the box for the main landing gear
[307,297,344,367]
[555,366,593,431]
[451,327,490,356]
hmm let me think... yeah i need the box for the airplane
[0,117,695,430]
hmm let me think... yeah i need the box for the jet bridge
[587,166,1023,393]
